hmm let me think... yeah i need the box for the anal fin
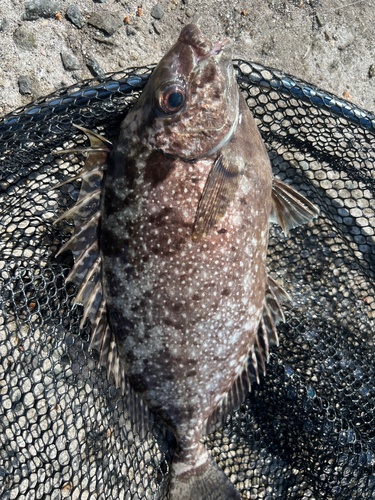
[255,275,291,370]
[270,177,319,235]
[204,359,253,436]
[204,275,290,436]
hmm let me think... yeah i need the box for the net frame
[1,60,375,500]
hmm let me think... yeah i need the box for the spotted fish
[55,24,319,500]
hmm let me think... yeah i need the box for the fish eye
[168,91,184,109]
[158,84,186,114]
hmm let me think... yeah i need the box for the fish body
[102,46,271,421]
[102,25,271,498]
[55,23,319,500]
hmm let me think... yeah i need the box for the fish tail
[169,444,241,500]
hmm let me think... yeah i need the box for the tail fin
[169,446,241,500]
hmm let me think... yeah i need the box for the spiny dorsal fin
[204,276,290,436]
[270,177,319,235]
[54,129,106,328]
[73,124,112,147]
[52,125,109,190]
[53,129,108,369]
[54,188,101,224]
[57,213,99,261]
[52,167,107,191]
[192,148,244,241]
[55,127,155,440]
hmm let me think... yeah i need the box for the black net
[1,61,374,500]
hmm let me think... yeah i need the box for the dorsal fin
[96,323,156,441]
[54,127,155,440]
[54,128,107,340]
[125,377,155,439]
[56,213,100,260]
[204,275,290,436]
[270,177,319,235]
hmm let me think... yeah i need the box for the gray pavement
[0,0,374,117]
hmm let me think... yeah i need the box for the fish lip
[179,23,231,61]
[194,38,231,62]
[211,39,231,56]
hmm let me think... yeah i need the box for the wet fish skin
[54,23,318,500]
[101,24,271,499]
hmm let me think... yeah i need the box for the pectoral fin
[270,177,319,235]
[192,150,244,241]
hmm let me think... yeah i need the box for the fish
[54,23,319,500]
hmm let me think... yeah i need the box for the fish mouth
[192,38,231,66]
[210,39,231,56]
[178,23,231,61]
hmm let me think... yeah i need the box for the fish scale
[54,24,319,500]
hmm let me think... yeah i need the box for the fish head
[135,23,239,161]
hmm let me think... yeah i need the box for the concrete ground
[0,0,374,118]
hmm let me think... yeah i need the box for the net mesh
[1,61,374,500]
